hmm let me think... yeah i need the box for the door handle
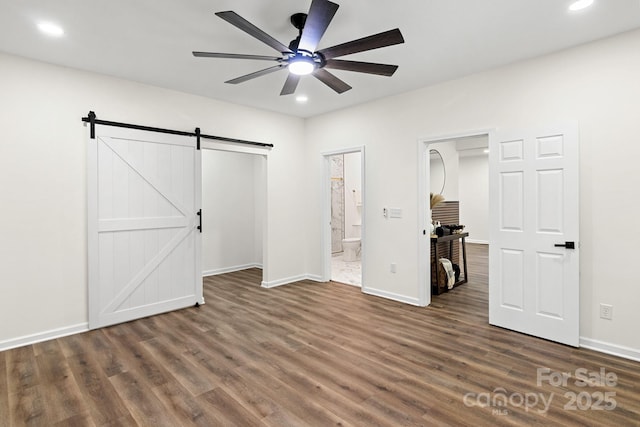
[554,241,575,249]
[197,209,202,233]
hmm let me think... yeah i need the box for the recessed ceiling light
[483,149,490,154]
[37,21,64,37]
[569,0,594,11]
[296,95,308,103]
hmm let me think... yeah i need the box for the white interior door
[88,126,202,329]
[489,125,579,346]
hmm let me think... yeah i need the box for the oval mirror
[430,149,446,195]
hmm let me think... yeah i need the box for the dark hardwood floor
[3,244,640,426]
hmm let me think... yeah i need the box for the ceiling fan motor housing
[288,13,308,51]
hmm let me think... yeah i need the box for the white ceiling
[1,0,640,118]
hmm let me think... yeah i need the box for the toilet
[342,237,361,261]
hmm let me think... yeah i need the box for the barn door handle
[197,210,202,233]
[554,241,575,249]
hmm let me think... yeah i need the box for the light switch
[389,208,402,219]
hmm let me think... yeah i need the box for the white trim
[261,274,310,288]
[261,274,325,288]
[0,323,89,352]
[305,274,324,282]
[580,337,640,362]
[200,144,269,286]
[194,143,203,308]
[203,263,263,277]
[466,239,489,245]
[87,130,99,328]
[418,128,495,145]
[362,287,422,306]
[417,139,429,307]
[200,139,272,156]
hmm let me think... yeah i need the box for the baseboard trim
[0,323,89,352]
[261,274,324,288]
[203,263,262,277]
[580,337,640,362]
[305,274,324,283]
[362,287,422,306]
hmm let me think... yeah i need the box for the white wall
[305,29,640,354]
[202,150,263,275]
[459,154,489,243]
[3,28,640,358]
[0,52,305,348]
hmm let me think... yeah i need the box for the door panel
[489,125,579,346]
[88,127,202,329]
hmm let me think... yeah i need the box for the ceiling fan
[192,0,405,95]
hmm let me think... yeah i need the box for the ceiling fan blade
[313,68,352,94]
[193,52,283,61]
[324,59,398,76]
[225,65,286,84]
[298,0,339,53]
[280,74,301,95]
[317,28,404,60]
[215,11,292,54]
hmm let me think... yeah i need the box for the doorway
[323,148,364,287]
[200,139,269,285]
[419,125,580,346]
[418,131,490,306]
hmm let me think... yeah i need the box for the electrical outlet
[600,304,613,320]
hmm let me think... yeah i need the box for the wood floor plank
[216,370,282,421]
[8,384,49,427]
[32,340,87,424]
[2,244,639,425]
[235,363,353,427]
[52,413,97,427]
[251,343,399,427]
[6,346,40,395]
[151,382,228,427]
[197,387,265,427]
[0,351,10,427]
[140,336,214,396]
[108,371,183,427]
[65,351,133,426]
[101,323,170,389]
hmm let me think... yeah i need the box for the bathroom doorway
[323,148,364,287]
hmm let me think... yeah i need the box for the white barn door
[489,125,579,346]
[88,126,202,329]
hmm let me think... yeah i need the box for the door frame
[199,140,270,283]
[321,146,366,286]
[418,129,493,307]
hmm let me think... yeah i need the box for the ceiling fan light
[569,0,594,11]
[37,21,64,37]
[289,55,315,76]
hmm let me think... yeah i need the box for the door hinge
[197,209,202,233]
